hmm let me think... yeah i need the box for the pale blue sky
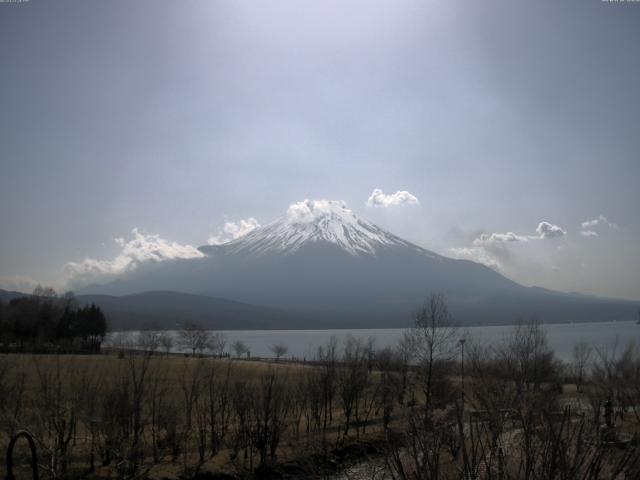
[1,0,639,299]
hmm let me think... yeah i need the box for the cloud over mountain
[286,199,343,223]
[449,220,566,271]
[208,217,260,245]
[366,189,419,208]
[65,228,203,284]
[472,232,529,247]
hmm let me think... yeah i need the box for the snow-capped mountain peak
[201,199,421,256]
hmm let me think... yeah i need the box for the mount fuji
[78,200,639,329]
[201,200,422,257]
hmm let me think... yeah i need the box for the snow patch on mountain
[202,199,436,257]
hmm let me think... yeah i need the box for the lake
[126,320,640,362]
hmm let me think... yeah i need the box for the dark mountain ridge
[0,289,325,331]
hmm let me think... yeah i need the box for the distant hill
[0,289,28,303]
[77,291,324,330]
[0,288,323,331]
[75,291,321,331]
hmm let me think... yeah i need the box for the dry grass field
[0,350,397,479]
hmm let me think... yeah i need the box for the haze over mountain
[75,200,640,329]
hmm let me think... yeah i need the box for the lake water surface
[135,320,640,361]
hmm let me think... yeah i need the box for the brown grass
[0,352,391,479]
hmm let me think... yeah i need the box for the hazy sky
[1,0,639,300]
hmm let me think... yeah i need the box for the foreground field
[0,349,402,479]
[2,320,640,479]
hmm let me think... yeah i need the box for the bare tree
[159,332,174,356]
[395,331,415,405]
[288,373,308,440]
[205,362,233,457]
[408,293,458,408]
[461,323,564,480]
[252,371,291,466]
[137,327,162,354]
[179,322,211,356]
[572,340,592,393]
[127,350,153,474]
[231,340,249,359]
[108,331,134,356]
[0,355,27,436]
[497,320,557,394]
[373,347,401,432]
[589,341,640,427]
[230,378,253,468]
[209,332,227,357]
[77,359,105,474]
[32,356,81,477]
[145,360,171,463]
[317,336,339,432]
[178,359,205,470]
[338,336,370,437]
[270,343,288,361]
[385,403,457,480]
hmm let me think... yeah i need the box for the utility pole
[460,337,469,479]
[460,338,466,411]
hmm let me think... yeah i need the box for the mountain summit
[200,200,420,257]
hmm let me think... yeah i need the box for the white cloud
[285,199,356,224]
[472,232,529,247]
[580,215,618,237]
[208,217,260,245]
[65,228,204,281]
[536,221,566,239]
[366,188,419,207]
[448,246,503,270]
[581,215,618,230]
[471,221,566,248]
[287,199,334,223]
[448,220,566,271]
